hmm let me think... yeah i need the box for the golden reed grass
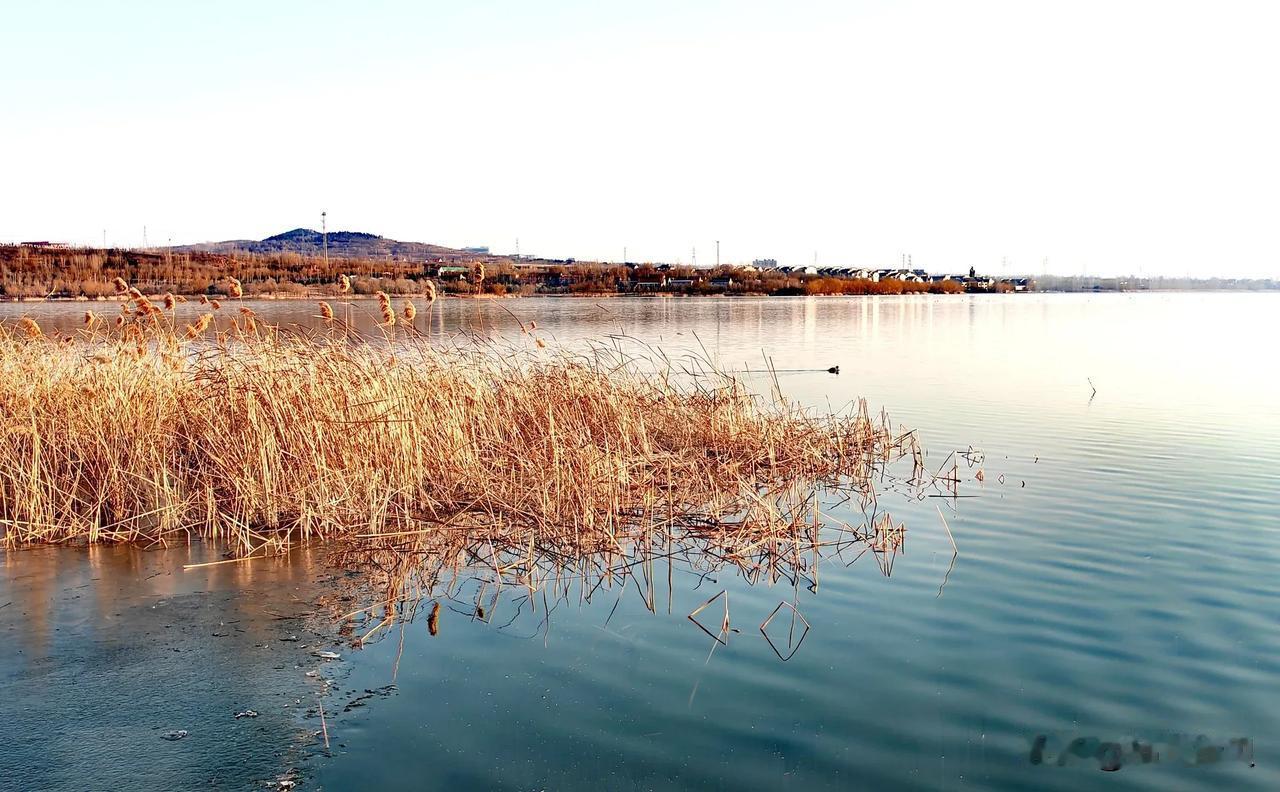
[0,290,934,565]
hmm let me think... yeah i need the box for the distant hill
[174,228,473,261]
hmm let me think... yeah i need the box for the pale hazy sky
[2,1,1277,276]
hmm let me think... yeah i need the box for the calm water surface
[2,293,1278,791]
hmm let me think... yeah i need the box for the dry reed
[0,291,947,582]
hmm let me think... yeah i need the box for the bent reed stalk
[0,287,932,561]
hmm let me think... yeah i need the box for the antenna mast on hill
[321,211,328,269]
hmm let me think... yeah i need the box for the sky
[2,0,1278,277]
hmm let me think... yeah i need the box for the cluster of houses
[426,258,1032,293]
[757,265,1030,290]
[628,262,1030,292]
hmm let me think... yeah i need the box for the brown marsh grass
[0,280,946,583]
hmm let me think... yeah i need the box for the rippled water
[3,293,1278,790]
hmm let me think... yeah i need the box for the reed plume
[424,280,437,304]
[163,293,176,311]
[339,274,352,294]
[402,300,416,323]
[228,278,244,299]
[18,317,41,339]
[183,313,213,339]
[376,291,395,326]
[319,301,335,322]
[112,277,128,294]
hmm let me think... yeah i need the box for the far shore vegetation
[5,243,1274,303]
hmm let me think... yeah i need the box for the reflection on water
[327,454,951,664]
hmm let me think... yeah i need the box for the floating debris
[312,650,341,661]
[427,602,441,636]
[234,710,258,719]
[160,730,188,741]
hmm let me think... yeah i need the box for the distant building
[436,265,470,281]
[461,246,489,255]
[20,241,70,249]
[752,258,778,268]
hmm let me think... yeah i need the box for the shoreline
[2,288,1276,304]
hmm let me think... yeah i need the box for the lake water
[2,293,1278,790]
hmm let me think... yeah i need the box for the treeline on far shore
[0,245,978,299]
[8,243,1270,301]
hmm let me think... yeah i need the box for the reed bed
[0,284,944,585]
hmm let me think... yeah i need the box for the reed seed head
[183,313,213,339]
[376,291,395,326]
[18,317,41,339]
